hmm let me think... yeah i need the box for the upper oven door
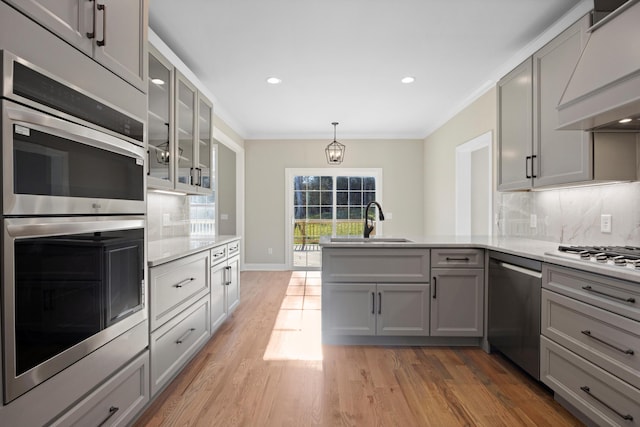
[2,101,146,216]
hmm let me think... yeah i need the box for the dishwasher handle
[493,261,542,279]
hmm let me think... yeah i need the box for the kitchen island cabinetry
[5,0,148,92]
[498,14,637,191]
[322,247,430,342]
[541,264,640,425]
[430,249,484,337]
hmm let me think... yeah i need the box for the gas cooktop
[544,245,640,280]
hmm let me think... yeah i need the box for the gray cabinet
[323,283,430,337]
[175,71,214,195]
[149,250,210,331]
[497,15,636,191]
[147,45,175,189]
[50,351,150,427]
[541,264,640,425]
[6,0,148,92]
[430,269,483,337]
[497,58,533,191]
[430,249,484,337]
[210,240,241,333]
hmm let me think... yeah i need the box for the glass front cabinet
[147,44,214,195]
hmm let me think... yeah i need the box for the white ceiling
[149,0,588,140]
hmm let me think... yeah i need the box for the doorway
[285,168,383,270]
[455,131,492,236]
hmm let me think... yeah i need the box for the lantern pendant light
[325,121,345,164]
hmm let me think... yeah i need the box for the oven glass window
[14,228,143,376]
[13,125,144,200]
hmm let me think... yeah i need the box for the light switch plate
[530,214,537,228]
[601,214,612,233]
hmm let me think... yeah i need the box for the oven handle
[5,102,145,164]
[4,216,145,239]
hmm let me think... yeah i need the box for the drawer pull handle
[97,406,119,427]
[581,286,636,303]
[213,250,225,258]
[432,277,437,299]
[581,330,634,355]
[445,257,470,261]
[580,386,633,421]
[176,328,196,344]
[174,278,195,288]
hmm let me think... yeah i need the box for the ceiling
[149,0,587,140]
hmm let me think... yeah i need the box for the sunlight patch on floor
[263,271,323,362]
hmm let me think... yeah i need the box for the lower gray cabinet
[209,241,241,333]
[430,268,484,336]
[51,351,150,427]
[150,296,210,396]
[323,283,430,337]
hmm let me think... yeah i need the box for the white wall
[244,138,424,268]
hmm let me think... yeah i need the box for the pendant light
[325,122,346,164]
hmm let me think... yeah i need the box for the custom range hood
[557,0,640,131]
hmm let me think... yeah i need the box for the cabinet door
[92,0,147,92]
[377,284,430,336]
[323,283,376,336]
[210,261,227,332]
[497,58,533,191]
[147,45,174,189]
[226,255,240,314]
[196,95,214,194]
[431,269,484,337]
[175,72,197,192]
[533,15,592,187]
[5,0,93,56]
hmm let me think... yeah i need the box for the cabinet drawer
[51,351,149,427]
[322,248,430,283]
[542,289,640,389]
[227,240,240,257]
[150,251,210,330]
[541,336,640,426]
[543,264,640,322]
[150,296,210,396]
[210,244,227,266]
[431,248,484,268]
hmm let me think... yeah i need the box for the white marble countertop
[148,235,240,267]
[320,235,640,283]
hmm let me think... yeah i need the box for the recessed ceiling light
[401,76,415,84]
[619,118,633,123]
[266,77,282,85]
[151,78,165,85]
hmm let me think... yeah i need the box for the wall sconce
[325,121,345,164]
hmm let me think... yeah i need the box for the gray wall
[217,142,237,235]
[244,138,424,268]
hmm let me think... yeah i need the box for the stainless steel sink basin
[329,237,413,243]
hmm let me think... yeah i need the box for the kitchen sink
[329,237,413,243]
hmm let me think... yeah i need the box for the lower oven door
[2,216,146,403]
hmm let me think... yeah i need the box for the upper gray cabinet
[6,0,148,92]
[498,15,637,191]
[147,45,174,189]
[175,72,214,195]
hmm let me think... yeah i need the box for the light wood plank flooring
[134,271,583,427]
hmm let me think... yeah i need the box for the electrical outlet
[220,213,229,220]
[601,214,612,233]
[386,212,393,220]
[162,213,170,226]
[267,247,273,255]
[529,214,537,228]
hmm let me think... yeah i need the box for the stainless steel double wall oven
[1,50,147,403]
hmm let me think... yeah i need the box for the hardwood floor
[134,271,583,427]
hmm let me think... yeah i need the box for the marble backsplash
[497,182,640,245]
[147,192,191,240]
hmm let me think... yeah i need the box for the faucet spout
[363,201,385,238]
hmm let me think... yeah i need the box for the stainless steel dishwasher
[488,251,542,380]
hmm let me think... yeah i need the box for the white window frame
[285,168,383,269]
